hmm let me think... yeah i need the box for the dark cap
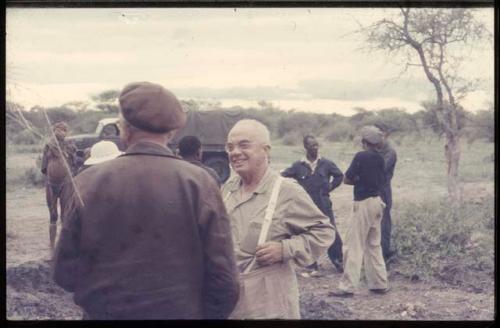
[360,125,383,145]
[119,82,186,133]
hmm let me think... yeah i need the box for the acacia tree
[360,8,491,206]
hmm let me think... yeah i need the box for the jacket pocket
[240,220,262,255]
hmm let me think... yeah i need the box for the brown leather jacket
[52,141,239,319]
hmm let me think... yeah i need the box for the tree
[360,8,491,206]
[91,90,120,114]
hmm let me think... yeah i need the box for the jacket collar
[121,141,177,158]
[302,154,322,164]
[227,167,276,194]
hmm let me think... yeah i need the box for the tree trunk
[445,133,462,207]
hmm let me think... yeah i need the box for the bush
[392,196,494,285]
[281,131,303,146]
[7,144,45,154]
[24,167,45,187]
[11,130,39,145]
[324,122,353,142]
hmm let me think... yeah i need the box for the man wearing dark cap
[330,126,389,297]
[177,135,221,186]
[53,81,239,319]
[373,123,398,263]
[41,121,77,251]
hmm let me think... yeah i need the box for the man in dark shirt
[330,126,389,297]
[282,135,344,275]
[178,135,221,186]
[374,123,397,262]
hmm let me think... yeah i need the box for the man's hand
[255,241,283,266]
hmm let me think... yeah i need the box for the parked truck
[67,110,245,183]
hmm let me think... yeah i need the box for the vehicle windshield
[95,122,104,134]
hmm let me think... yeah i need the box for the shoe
[328,289,354,298]
[331,259,344,273]
[300,272,311,278]
[369,286,391,294]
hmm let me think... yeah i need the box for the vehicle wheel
[204,156,230,184]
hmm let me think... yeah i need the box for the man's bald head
[228,119,271,147]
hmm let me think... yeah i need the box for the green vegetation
[6,98,494,147]
[392,195,494,286]
[5,96,494,288]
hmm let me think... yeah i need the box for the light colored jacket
[222,169,335,273]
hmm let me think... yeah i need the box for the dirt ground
[6,185,494,321]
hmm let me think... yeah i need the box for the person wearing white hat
[84,141,123,166]
[75,141,122,174]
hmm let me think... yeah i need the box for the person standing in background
[374,123,397,263]
[330,126,389,297]
[41,121,76,251]
[177,135,221,186]
[281,134,344,276]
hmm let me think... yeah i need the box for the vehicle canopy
[170,109,246,148]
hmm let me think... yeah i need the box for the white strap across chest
[225,176,284,274]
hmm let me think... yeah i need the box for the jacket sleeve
[41,145,49,175]
[281,162,297,179]
[198,176,239,319]
[51,185,81,292]
[279,181,335,267]
[328,161,344,191]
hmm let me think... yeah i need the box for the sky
[6,7,494,115]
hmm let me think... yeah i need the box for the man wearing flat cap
[330,125,389,297]
[53,81,239,319]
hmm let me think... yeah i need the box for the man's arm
[343,175,355,185]
[279,181,335,267]
[328,161,344,191]
[343,153,360,186]
[41,145,49,175]
[280,162,298,179]
[52,187,81,292]
[198,176,239,319]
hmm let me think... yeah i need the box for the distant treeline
[6,95,494,146]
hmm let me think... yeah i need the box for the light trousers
[338,196,388,292]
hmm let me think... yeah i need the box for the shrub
[7,144,45,154]
[392,196,494,285]
[324,122,353,142]
[24,167,45,187]
[281,131,303,146]
[11,130,39,145]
